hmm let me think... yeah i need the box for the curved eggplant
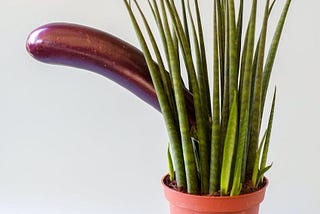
[26,23,195,124]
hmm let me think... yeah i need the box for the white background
[0,0,318,213]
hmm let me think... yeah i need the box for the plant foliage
[124,0,291,196]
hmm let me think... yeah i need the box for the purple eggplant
[26,23,195,124]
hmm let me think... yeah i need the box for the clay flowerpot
[162,175,268,214]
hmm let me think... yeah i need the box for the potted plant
[26,0,292,213]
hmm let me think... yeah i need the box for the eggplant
[26,23,195,124]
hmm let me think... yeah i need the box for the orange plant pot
[162,176,268,214]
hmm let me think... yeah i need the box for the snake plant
[123,0,291,196]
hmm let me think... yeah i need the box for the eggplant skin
[26,23,195,123]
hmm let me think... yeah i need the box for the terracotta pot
[162,175,268,214]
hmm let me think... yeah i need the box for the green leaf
[133,0,177,122]
[160,0,201,194]
[165,0,208,194]
[261,88,276,170]
[262,0,292,112]
[149,0,170,66]
[247,0,270,181]
[209,0,221,194]
[252,130,267,187]
[257,164,273,186]
[238,0,257,179]
[167,144,175,181]
[236,0,244,71]
[216,0,225,107]
[186,2,211,168]
[220,93,238,196]
[191,137,201,178]
[215,1,227,149]
[228,0,237,107]
[252,88,275,187]
[186,0,202,96]
[194,0,211,120]
[223,0,230,116]
[123,0,187,189]
[179,0,191,50]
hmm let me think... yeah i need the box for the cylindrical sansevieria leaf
[209,0,221,194]
[239,0,257,178]
[247,0,270,184]
[228,0,237,107]
[123,0,188,190]
[262,0,292,112]
[220,93,238,196]
[165,0,208,194]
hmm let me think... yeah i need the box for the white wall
[0,1,318,213]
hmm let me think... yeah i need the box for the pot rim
[161,174,268,199]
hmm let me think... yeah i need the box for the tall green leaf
[260,88,276,171]
[165,0,209,193]
[194,0,211,121]
[209,0,221,194]
[220,93,238,196]
[162,0,200,194]
[228,0,237,108]
[262,0,292,113]
[180,0,191,49]
[149,0,170,68]
[123,0,187,188]
[240,0,257,178]
[133,0,177,126]
[247,0,270,180]
[167,144,175,181]
[252,130,266,187]
[236,0,244,71]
